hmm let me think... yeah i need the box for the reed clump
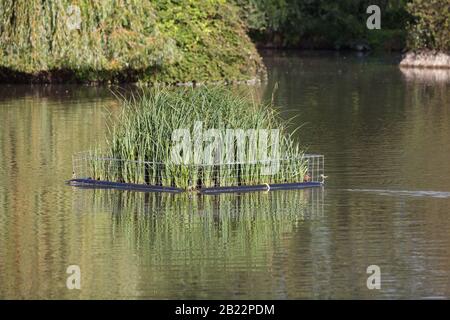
[90,86,307,190]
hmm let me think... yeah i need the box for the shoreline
[3,50,450,85]
[0,68,265,86]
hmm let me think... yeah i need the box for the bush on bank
[406,0,450,52]
[0,0,265,83]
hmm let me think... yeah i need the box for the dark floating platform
[67,178,323,195]
[67,178,183,193]
[198,182,323,194]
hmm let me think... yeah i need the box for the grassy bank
[89,86,307,190]
[0,0,265,83]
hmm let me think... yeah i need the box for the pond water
[1,52,449,299]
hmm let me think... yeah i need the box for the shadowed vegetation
[406,0,450,52]
[0,0,265,83]
[233,0,410,50]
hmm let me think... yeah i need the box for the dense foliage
[0,0,447,83]
[233,0,410,50]
[0,0,264,83]
[406,0,450,51]
[149,0,264,83]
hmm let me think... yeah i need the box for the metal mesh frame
[72,151,325,188]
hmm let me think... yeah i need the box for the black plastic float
[67,178,322,194]
[198,182,322,194]
[67,178,183,193]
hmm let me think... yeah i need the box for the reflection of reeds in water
[73,189,324,254]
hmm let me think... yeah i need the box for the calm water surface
[1,52,449,299]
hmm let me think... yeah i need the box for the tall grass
[90,86,307,190]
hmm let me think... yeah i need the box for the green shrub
[406,0,450,51]
[0,0,264,83]
[150,0,265,83]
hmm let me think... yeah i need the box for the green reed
[90,86,308,189]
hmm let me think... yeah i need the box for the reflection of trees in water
[0,84,114,102]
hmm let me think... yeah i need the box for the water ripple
[344,188,450,198]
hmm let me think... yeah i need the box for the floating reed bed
[88,86,309,190]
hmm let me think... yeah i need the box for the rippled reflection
[68,188,325,299]
[400,67,450,84]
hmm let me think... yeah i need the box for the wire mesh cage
[72,151,324,191]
